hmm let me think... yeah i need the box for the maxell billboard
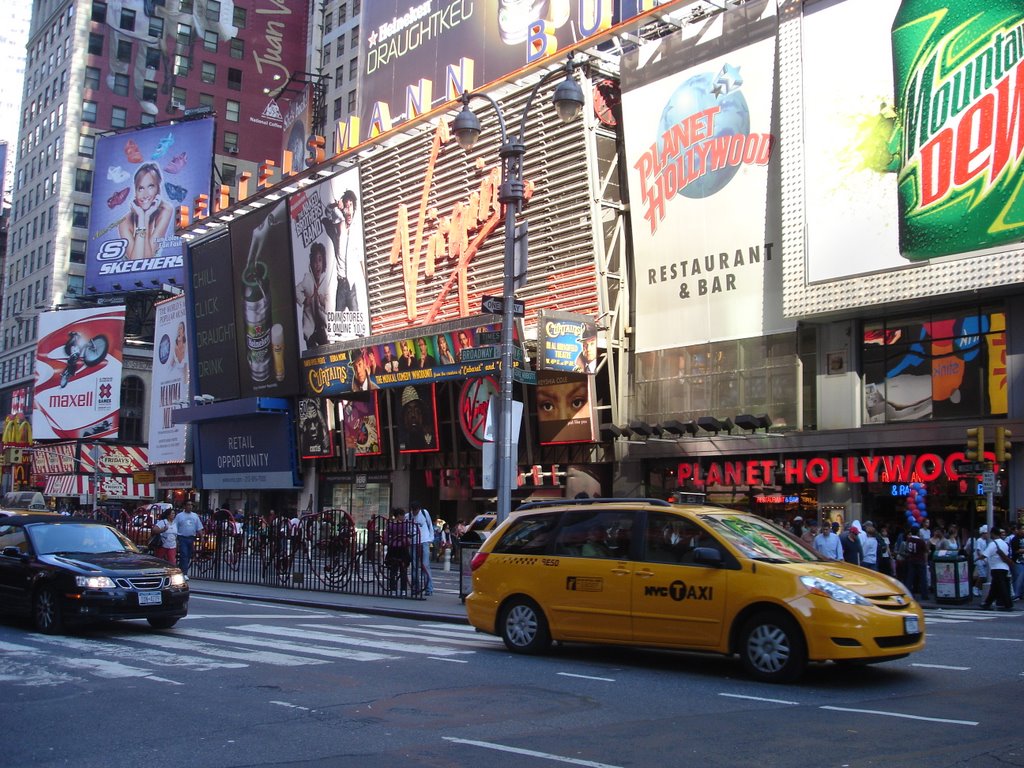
[32,306,125,440]
[621,34,790,353]
[148,295,190,464]
[85,118,215,293]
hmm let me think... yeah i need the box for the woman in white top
[151,508,177,564]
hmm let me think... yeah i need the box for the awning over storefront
[44,475,154,500]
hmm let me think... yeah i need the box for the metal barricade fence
[117,510,426,599]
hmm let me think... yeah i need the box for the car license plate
[904,615,919,634]
[138,592,163,606]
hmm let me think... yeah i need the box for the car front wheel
[33,586,65,635]
[499,597,551,654]
[740,610,807,683]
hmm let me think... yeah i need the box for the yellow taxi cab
[465,498,925,682]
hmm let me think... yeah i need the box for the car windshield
[701,514,821,563]
[27,523,134,555]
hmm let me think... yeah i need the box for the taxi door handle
[634,569,656,579]
[610,566,631,576]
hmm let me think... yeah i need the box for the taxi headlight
[800,575,871,606]
[75,575,116,589]
[169,573,187,587]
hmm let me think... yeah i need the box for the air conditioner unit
[170,99,185,110]
[227,147,239,154]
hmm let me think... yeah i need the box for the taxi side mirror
[692,547,723,567]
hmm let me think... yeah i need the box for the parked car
[465,497,925,683]
[0,515,189,634]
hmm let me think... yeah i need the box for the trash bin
[458,540,481,602]
[932,552,970,604]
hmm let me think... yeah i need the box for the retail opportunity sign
[621,35,789,353]
[197,415,298,489]
[85,118,215,293]
[676,451,995,488]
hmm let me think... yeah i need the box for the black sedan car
[0,515,189,633]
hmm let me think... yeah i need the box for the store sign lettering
[677,452,990,487]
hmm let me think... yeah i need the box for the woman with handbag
[150,508,177,565]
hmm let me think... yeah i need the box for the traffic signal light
[965,426,985,462]
[995,426,1012,463]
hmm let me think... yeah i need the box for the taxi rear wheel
[499,597,551,654]
[740,610,806,683]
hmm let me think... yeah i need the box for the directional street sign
[477,331,502,344]
[954,461,992,474]
[481,294,525,317]
[512,368,537,385]
[460,346,499,362]
[982,471,995,493]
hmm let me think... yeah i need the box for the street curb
[190,587,471,626]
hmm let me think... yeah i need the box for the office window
[221,163,237,186]
[88,32,103,55]
[179,0,194,12]
[148,14,163,37]
[68,274,84,296]
[232,6,246,27]
[119,377,145,443]
[116,39,132,62]
[336,36,344,56]
[351,26,358,49]
[324,12,333,33]
[227,67,242,90]
[201,61,216,83]
[79,133,95,157]
[335,65,343,84]
[92,1,107,23]
[347,90,356,112]
[333,97,342,120]
[230,38,244,59]
[140,113,155,126]
[223,131,238,152]
[72,204,90,228]
[349,57,358,80]
[113,73,130,96]
[73,239,88,265]
[174,55,190,76]
[74,168,92,193]
[145,46,161,69]
[339,3,347,22]
[84,66,100,90]
[119,6,136,31]
[353,0,361,11]
[111,106,127,128]
[206,0,221,22]
[203,30,218,52]
[143,79,158,103]
[225,99,239,122]
[199,92,215,107]
[82,101,97,123]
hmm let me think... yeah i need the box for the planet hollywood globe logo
[634,63,774,235]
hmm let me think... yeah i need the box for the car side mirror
[692,546,722,566]
[1,546,23,558]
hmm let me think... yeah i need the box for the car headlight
[169,573,187,587]
[800,575,872,606]
[75,575,116,589]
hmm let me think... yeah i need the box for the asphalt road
[1,597,1021,768]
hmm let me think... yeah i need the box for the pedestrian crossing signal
[995,426,1012,463]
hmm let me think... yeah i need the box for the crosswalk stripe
[311,623,497,648]
[174,626,393,663]
[235,623,475,658]
[30,633,249,671]
[123,630,332,666]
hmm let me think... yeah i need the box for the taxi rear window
[491,514,560,555]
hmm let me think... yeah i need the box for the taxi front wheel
[499,597,551,654]
[739,610,807,683]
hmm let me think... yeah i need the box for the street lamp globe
[552,74,586,123]
[452,102,482,150]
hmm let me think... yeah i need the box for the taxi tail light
[470,551,489,571]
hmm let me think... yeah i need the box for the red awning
[44,475,154,500]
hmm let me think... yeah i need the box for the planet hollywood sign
[677,452,991,488]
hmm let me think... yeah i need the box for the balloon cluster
[905,482,928,525]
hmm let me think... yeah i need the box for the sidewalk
[188,562,471,625]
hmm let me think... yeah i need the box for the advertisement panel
[803,0,1024,282]
[288,168,370,351]
[187,232,241,401]
[148,295,190,464]
[229,201,301,398]
[621,36,788,353]
[32,307,124,440]
[297,397,334,459]
[339,394,382,457]
[85,118,215,293]
[197,415,299,489]
[536,369,596,445]
[538,310,598,372]
[358,1,644,145]
[394,383,440,453]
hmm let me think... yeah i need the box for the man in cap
[841,523,863,566]
[574,328,598,373]
[350,348,378,392]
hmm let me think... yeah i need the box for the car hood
[774,560,907,598]
[44,551,177,574]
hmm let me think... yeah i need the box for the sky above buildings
[0,0,32,205]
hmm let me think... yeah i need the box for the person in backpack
[409,501,435,596]
[980,527,1014,611]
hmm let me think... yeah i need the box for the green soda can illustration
[891,0,1024,260]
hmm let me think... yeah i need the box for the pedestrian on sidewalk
[902,525,929,602]
[151,507,177,565]
[409,501,435,596]
[970,525,991,598]
[1008,522,1024,601]
[174,501,204,576]
[384,507,411,595]
[980,527,1014,611]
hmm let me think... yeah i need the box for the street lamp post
[452,55,587,523]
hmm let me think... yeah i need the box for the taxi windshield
[701,514,821,563]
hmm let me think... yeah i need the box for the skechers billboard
[85,118,215,293]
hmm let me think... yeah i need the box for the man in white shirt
[980,527,1014,611]
[971,525,991,597]
[409,501,435,596]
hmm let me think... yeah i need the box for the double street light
[451,54,587,522]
